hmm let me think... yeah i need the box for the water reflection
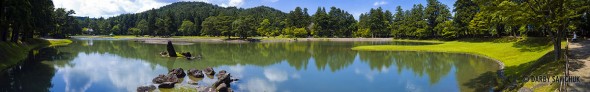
[51,53,168,92]
[0,39,500,92]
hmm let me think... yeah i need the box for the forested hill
[75,0,590,39]
[77,2,287,36]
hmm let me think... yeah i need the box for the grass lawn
[352,37,566,91]
[47,39,73,46]
[352,37,563,67]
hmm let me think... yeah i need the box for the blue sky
[53,0,457,19]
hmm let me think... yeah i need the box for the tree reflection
[0,47,74,92]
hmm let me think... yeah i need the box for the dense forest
[1,0,589,42]
[75,0,590,39]
[0,0,80,41]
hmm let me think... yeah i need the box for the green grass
[352,37,560,67]
[47,39,73,46]
[352,37,567,91]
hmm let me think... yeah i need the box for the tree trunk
[11,24,20,42]
[0,23,6,42]
[553,26,562,62]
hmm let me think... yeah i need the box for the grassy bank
[0,39,72,70]
[352,37,566,91]
[47,39,73,46]
[353,37,560,67]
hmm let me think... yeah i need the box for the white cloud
[264,68,288,82]
[53,0,167,18]
[238,78,277,92]
[53,0,245,18]
[373,1,388,6]
[219,0,245,7]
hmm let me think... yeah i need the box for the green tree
[155,17,171,36]
[136,19,148,36]
[6,0,33,41]
[453,0,478,37]
[31,0,55,37]
[437,21,456,39]
[232,16,256,39]
[54,8,78,38]
[257,19,273,37]
[288,7,311,28]
[111,24,121,35]
[520,0,588,60]
[311,7,330,37]
[201,16,234,38]
[128,28,141,36]
[425,0,451,37]
[328,7,357,37]
[147,8,157,36]
[178,20,196,36]
[391,6,405,37]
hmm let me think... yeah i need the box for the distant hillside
[76,2,287,35]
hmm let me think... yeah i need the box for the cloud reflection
[238,78,277,92]
[55,53,168,92]
[264,68,288,82]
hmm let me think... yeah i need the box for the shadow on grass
[512,37,553,52]
[456,37,519,43]
[464,50,564,91]
[389,41,443,45]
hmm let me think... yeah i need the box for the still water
[0,39,500,92]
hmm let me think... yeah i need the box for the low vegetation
[47,39,73,46]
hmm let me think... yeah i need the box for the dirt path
[567,38,590,92]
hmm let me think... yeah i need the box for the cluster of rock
[137,67,238,92]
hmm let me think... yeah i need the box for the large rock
[215,83,229,92]
[181,52,192,57]
[216,70,227,79]
[152,74,179,84]
[168,68,186,78]
[136,85,156,92]
[160,51,168,57]
[213,73,232,88]
[188,68,204,78]
[204,67,215,75]
[167,41,177,57]
[158,82,175,88]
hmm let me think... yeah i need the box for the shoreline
[70,36,395,44]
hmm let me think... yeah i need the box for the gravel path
[567,38,590,92]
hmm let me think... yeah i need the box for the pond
[0,39,500,92]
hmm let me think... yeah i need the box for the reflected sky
[49,53,169,92]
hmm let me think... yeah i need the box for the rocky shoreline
[138,67,238,92]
